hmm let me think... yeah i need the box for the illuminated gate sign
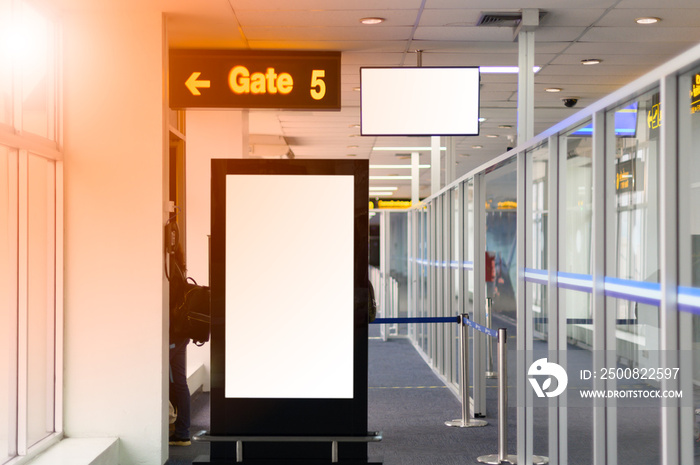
[169,49,341,110]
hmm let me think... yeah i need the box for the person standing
[169,246,191,446]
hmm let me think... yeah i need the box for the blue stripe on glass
[409,257,475,270]
[677,286,700,315]
[523,268,548,284]
[557,271,593,293]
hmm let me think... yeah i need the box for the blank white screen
[224,175,354,399]
[360,67,480,136]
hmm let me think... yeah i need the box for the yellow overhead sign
[170,50,340,110]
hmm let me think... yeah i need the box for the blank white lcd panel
[225,175,354,399]
[360,67,480,136]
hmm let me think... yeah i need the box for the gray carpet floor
[167,320,692,464]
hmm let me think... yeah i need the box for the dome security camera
[562,98,578,108]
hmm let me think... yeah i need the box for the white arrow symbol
[185,72,210,96]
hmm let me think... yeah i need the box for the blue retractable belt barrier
[462,318,498,338]
[371,316,459,324]
[370,316,499,338]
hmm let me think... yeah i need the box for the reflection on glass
[525,143,549,459]
[389,211,408,335]
[606,90,662,463]
[683,67,700,463]
[485,159,518,321]
[560,123,594,465]
[451,188,459,385]
[527,144,549,340]
[464,179,477,396]
[419,208,428,353]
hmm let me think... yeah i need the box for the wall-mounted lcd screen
[360,67,480,136]
[224,174,354,399]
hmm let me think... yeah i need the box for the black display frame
[209,159,369,462]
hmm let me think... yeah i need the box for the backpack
[175,277,211,346]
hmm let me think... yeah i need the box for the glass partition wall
[406,42,700,464]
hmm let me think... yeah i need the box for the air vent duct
[476,10,545,28]
[476,12,523,27]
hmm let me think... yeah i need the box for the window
[0,1,61,463]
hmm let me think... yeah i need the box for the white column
[445,137,456,185]
[516,9,538,146]
[411,151,420,204]
[431,136,441,194]
[62,9,166,465]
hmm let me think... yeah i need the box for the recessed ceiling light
[635,17,660,25]
[486,134,498,138]
[545,87,562,93]
[478,117,487,123]
[498,124,513,129]
[347,145,359,149]
[360,17,385,25]
[353,87,361,91]
[472,145,483,149]
[349,124,360,128]
[581,58,602,65]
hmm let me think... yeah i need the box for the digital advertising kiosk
[200,159,380,464]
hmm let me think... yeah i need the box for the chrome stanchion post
[478,328,517,464]
[485,298,496,378]
[446,314,487,428]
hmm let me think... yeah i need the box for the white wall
[185,110,248,390]
[62,9,167,465]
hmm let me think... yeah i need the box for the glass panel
[389,211,407,335]
[463,178,480,411]
[560,122,594,464]
[465,179,474,303]
[524,143,549,459]
[450,188,459,385]
[415,208,427,352]
[485,160,518,321]
[0,0,13,126]
[0,146,17,462]
[463,180,475,391]
[606,90,661,463]
[26,153,55,446]
[681,67,700,463]
[19,0,54,139]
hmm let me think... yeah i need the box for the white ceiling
[81,0,700,198]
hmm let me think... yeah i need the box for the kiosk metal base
[193,457,383,465]
[477,454,548,465]
[477,454,517,464]
[444,418,488,428]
